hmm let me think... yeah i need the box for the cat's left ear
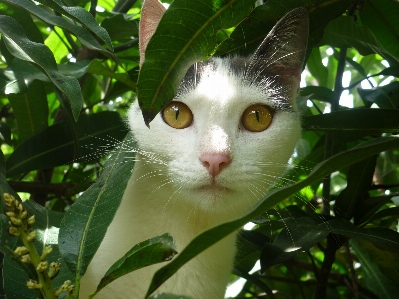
[139,0,166,68]
[245,7,309,96]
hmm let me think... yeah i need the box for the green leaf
[0,1,43,43]
[351,239,399,299]
[260,217,329,271]
[35,0,113,50]
[354,195,394,226]
[3,0,115,60]
[321,16,399,63]
[358,81,399,109]
[0,122,12,144]
[0,214,17,257]
[0,151,74,299]
[354,239,399,285]
[302,109,399,141]
[87,60,137,89]
[8,80,48,142]
[215,0,355,57]
[369,207,399,224]
[334,156,377,219]
[6,111,127,177]
[300,86,334,103]
[307,48,328,87]
[137,0,254,125]
[145,137,399,296]
[101,13,138,42]
[0,59,47,95]
[361,0,399,64]
[0,15,83,120]
[90,233,177,299]
[281,217,399,252]
[58,133,136,297]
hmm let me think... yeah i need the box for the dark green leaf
[215,0,355,58]
[300,86,334,103]
[355,239,399,286]
[302,109,399,141]
[101,14,138,42]
[260,216,329,271]
[146,137,399,296]
[354,195,394,226]
[90,234,177,298]
[6,111,127,177]
[307,48,328,87]
[281,218,399,252]
[361,0,399,64]
[0,122,12,145]
[334,156,377,219]
[35,0,113,49]
[58,133,136,297]
[379,66,399,77]
[368,207,399,224]
[0,1,43,43]
[321,16,399,63]
[137,0,254,125]
[0,59,47,95]
[3,0,115,60]
[8,80,48,142]
[0,15,83,120]
[358,81,399,109]
[351,239,399,299]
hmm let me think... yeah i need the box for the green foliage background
[0,0,399,298]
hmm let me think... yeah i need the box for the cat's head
[129,0,308,217]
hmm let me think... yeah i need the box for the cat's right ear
[139,0,166,68]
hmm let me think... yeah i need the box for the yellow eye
[241,104,273,132]
[162,101,193,129]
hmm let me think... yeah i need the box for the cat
[80,0,308,298]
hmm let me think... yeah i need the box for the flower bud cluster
[3,193,72,298]
[3,193,36,240]
[55,280,75,296]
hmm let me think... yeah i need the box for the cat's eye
[241,104,273,132]
[162,101,193,129]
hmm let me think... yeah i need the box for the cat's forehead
[175,56,293,111]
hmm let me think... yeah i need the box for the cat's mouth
[195,183,232,193]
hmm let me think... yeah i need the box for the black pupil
[172,106,180,120]
[255,110,260,122]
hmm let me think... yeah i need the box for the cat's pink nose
[200,153,231,177]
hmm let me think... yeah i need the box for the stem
[314,235,341,299]
[321,48,347,215]
[113,0,138,13]
[317,47,347,299]
[19,227,57,299]
[344,241,359,298]
[90,0,98,18]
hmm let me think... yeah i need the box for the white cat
[80,0,308,298]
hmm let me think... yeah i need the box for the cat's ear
[139,0,166,68]
[245,7,309,96]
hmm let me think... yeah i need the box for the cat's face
[128,56,301,214]
[130,3,308,216]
